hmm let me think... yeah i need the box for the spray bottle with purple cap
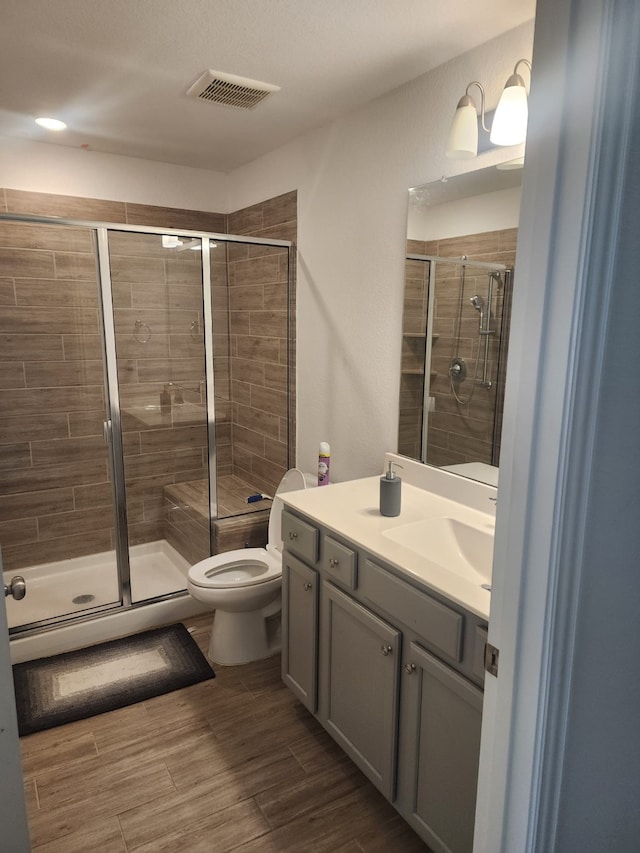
[318,442,330,486]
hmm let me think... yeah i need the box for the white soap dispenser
[380,461,403,517]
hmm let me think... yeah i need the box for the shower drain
[72,594,96,605]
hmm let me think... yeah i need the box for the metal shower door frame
[95,228,132,606]
[0,211,293,632]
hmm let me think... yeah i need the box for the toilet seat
[188,548,280,590]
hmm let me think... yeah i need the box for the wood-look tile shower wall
[227,191,296,498]
[401,228,516,467]
[0,188,296,572]
[0,217,114,572]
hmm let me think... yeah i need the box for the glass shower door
[0,220,121,630]
[105,229,210,603]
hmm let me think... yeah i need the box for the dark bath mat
[13,623,215,736]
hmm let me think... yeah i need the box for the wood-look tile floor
[20,614,430,853]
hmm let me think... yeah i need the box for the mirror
[398,165,522,486]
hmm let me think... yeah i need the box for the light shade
[490,73,528,146]
[34,117,67,131]
[446,95,479,159]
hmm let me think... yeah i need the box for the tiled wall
[226,191,297,499]
[0,219,114,571]
[398,254,430,459]
[401,228,516,468]
[0,188,296,572]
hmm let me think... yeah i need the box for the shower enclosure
[0,214,293,640]
[399,253,512,469]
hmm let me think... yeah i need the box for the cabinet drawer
[359,558,463,662]
[281,511,319,564]
[323,536,357,589]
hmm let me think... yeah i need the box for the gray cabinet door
[400,641,483,853]
[281,551,319,712]
[321,581,401,800]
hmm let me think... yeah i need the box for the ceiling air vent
[186,70,280,110]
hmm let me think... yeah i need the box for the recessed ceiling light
[35,117,67,131]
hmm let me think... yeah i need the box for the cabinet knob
[303,582,312,591]
[329,558,339,568]
[381,644,393,656]
[289,531,298,540]
[404,663,416,674]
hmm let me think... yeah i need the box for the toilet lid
[269,468,309,552]
[188,547,280,589]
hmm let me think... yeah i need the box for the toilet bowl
[187,468,310,665]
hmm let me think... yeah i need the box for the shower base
[5,540,209,664]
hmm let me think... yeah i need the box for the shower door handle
[4,576,26,600]
[102,419,112,446]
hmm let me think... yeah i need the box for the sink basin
[382,517,494,584]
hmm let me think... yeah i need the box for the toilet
[187,468,310,665]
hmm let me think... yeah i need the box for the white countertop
[281,473,494,621]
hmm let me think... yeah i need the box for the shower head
[470,295,484,312]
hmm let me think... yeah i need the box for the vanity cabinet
[321,581,401,800]
[281,551,319,713]
[399,641,483,853]
[281,508,487,853]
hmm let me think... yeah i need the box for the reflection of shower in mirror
[448,264,503,406]
[399,251,513,473]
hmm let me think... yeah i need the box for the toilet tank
[268,468,314,553]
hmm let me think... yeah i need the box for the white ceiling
[0,0,535,173]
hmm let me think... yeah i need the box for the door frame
[475,0,638,849]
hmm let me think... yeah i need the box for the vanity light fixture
[490,59,532,146]
[35,117,67,131]
[445,58,532,159]
[445,81,488,159]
